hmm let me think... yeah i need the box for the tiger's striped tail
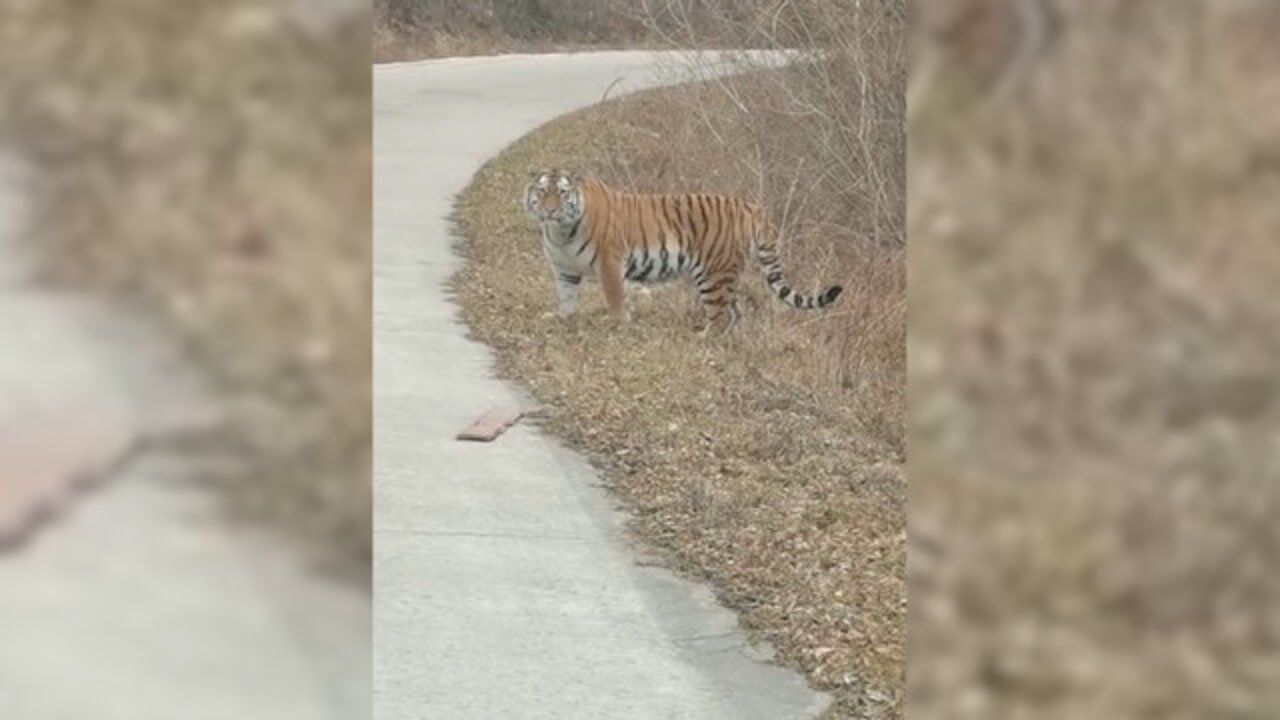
[751,236,843,310]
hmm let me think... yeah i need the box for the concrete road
[0,161,369,719]
[374,52,827,719]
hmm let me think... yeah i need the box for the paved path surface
[374,52,827,719]
[0,161,369,719]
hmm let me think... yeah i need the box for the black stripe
[778,287,791,300]
[660,197,680,237]
[702,275,734,295]
[767,271,783,285]
[706,196,728,267]
[702,196,719,258]
[567,216,582,239]
[658,246,669,278]
[678,196,692,254]
[726,199,742,255]
[575,235,591,256]
[692,196,708,241]
[558,273,581,285]
[634,261,653,283]
[638,204,653,246]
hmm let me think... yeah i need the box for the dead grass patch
[373,0,650,61]
[454,74,904,717]
[371,0,751,62]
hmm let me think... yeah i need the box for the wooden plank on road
[455,406,524,442]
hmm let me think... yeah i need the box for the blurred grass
[371,0,768,61]
[0,0,370,579]
[909,0,1280,717]
[455,55,904,720]
[373,0,647,61]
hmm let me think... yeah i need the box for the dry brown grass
[909,1,1280,717]
[373,0,653,61]
[370,0,759,62]
[372,19,622,63]
[454,9,905,712]
[0,0,370,578]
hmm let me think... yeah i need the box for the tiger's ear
[527,165,544,180]
[568,170,583,184]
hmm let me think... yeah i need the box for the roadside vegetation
[453,3,905,717]
[372,0,788,61]
[375,0,646,60]
[910,1,1280,717]
[0,0,370,579]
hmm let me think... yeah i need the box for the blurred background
[909,0,1280,717]
[0,0,370,718]
[374,0,688,59]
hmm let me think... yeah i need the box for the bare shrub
[372,0,760,60]
[373,0,650,60]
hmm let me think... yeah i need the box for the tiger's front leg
[553,269,582,317]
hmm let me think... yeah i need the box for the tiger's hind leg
[598,251,630,323]
[695,269,741,336]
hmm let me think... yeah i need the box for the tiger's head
[524,167,584,227]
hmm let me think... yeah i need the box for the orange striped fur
[523,168,842,332]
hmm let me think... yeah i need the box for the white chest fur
[540,221,591,275]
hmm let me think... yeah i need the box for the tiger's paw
[605,310,630,329]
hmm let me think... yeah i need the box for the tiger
[523,167,843,332]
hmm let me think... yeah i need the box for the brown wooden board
[455,406,524,442]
